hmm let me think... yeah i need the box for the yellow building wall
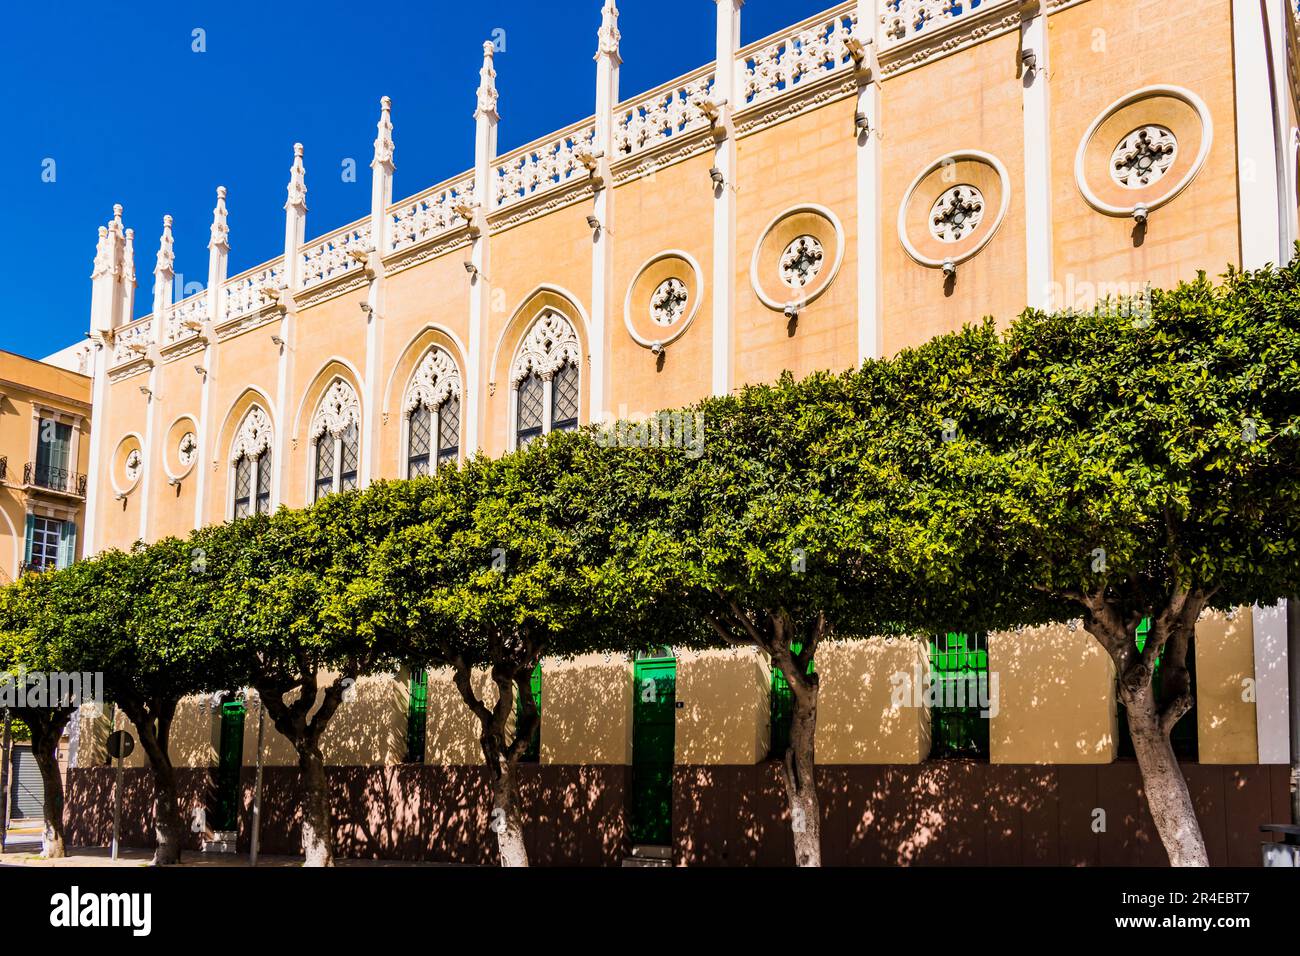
[815,637,931,764]
[540,653,633,765]
[423,666,498,766]
[878,29,1028,355]
[1195,610,1259,764]
[1048,0,1241,295]
[608,153,715,419]
[988,624,1118,765]
[734,96,860,387]
[674,647,769,765]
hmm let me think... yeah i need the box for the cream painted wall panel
[815,637,930,764]
[424,666,496,766]
[734,97,860,387]
[1048,0,1241,296]
[96,377,150,549]
[989,625,1117,765]
[1195,610,1259,764]
[674,646,769,766]
[540,653,632,766]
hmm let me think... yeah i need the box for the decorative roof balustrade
[614,69,715,158]
[110,317,154,366]
[738,5,859,109]
[300,222,373,288]
[388,175,477,252]
[493,122,597,210]
[166,291,209,344]
[878,0,1012,52]
[225,262,285,320]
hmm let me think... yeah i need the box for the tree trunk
[782,684,822,867]
[490,758,528,868]
[297,743,334,867]
[1121,684,1208,867]
[27,718,66,859]
[149,757,184,866]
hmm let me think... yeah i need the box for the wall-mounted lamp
[139,385,153,399]
[650,341,664,356]
[854,111,870,137]
[1020,48,1037,74]
[586,215,601,233]
[271,336,285,348]
[194,365,207,378]
[359,302,374,315]
[464,261,479,276]
[783,304,800,321]
[709,166,725,188]
[1132,203,1149,226]
[942,257,957,279]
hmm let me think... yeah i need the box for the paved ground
[0,843,449,867]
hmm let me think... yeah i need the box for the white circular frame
[750,203,846,311]
[898,150,1011,268]
[162,416,200,482]
[624,249,704,350]
[1074,84,1213,217]
[109,433,145,496]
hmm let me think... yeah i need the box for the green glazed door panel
[213,701,246,833]
[631,657,676,846]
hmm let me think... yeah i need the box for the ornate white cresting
[210,187,230,250]
[929,185,985,242]
[650,279,689,326]
[495,124,597,209]
[510,312,582,386]
[779,236,825,288]
[597,0,621,58]
[404,348,462,413]
[232,406,273,462]
[1110,125,1177,189]
[309,379,362,441]
[155,215,175,276]
[286,143,308,210]
[739,9,859,109]
[373,96,395,169]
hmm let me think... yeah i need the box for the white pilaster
[590,0,620,423]
[468,42,499,453]
[362,99,395,486]
[710,0,742,397]
[275,145,308,505]
[83,207,127,554]
[193,187,229,528]
[1020,2,1053,309]
[1232,0,1283,268]
[854,2,881,363]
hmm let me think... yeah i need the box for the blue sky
[1,0,832,361]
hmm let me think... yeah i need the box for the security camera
[139,385,153,398]
[650,341,664,356]
[586,215,601,231]
[783,304,800,321]
[942,257,956,278]
[1020,48,1037,73]
[464,261,479,276]
[854,111,870,136]
[709,167,725,188]
[271,336,284,348]
[1132,203,1149,225]
[359,302,374,314]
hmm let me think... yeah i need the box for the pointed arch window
[310,379,361,501]
[404,347,462,477]
[510,311,581,451]
[231,406,273,519]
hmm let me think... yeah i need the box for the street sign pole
[0,711,11,854]
[250,698,265,866]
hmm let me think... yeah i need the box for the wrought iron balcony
[23,462,88,498]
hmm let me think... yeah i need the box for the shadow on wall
[64,765,631,865]
[673,762,1290,866]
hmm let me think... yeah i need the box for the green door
[631,655,676,846]
[212,700,246,833]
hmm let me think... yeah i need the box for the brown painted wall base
[64,760,1287,865]
[674,761,1291,866]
